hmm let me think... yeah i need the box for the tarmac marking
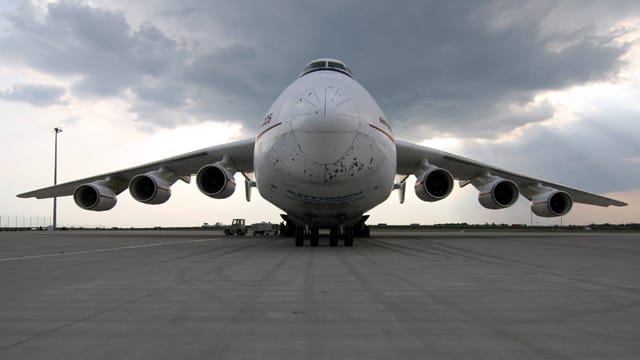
[0,238,222,262]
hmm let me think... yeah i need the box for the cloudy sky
[1,0,638,227]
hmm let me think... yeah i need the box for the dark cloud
[0,83,67,106]
[161,1,634,132]
[1,1,186,104]
[0,0,637,135]
[395,96,556,139]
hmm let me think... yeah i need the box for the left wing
[396,140,627,210]
[18,138,254,201]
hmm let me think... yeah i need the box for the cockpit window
[300,59,353,78]
[328,61,346,71]
[307,61,325,71]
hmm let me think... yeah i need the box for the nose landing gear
[328,226,354,247]
[329,228,339,247]
[294,226,320,247]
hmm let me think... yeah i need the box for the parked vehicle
[223,219,248,235]
[251,222,279,236]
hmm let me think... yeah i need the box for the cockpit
[299,58,353,78]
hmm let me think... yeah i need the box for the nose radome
[291,85,360,164]
[294,129,357,164]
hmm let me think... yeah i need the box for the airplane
[18,58,627,247]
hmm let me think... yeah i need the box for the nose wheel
[309,227,319,247]
[330,227,354,247]
[294,226,319,247]
[329,228,339,247]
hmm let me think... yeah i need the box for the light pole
[53,127,63,230]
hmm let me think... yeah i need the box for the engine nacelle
[73,183,117,211]
[531,190,573,217]
[414,166,454,202]
[129,173,172,205]
[477,179,519,209]
[196,163,236,198]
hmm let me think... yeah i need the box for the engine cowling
[414,166,454,202]
[531,190,573,217]
[478,179,519,209]
[73,183,117,211]
[129,173,172,204]
[196,163,236,198]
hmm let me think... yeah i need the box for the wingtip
[17,191,41,199]
[606,199,628,207]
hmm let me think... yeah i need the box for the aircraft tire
[343,227,354,247]
[329,228,339,247]
[295,226,304,247]
[310,227,319,247]
[363,226,370,237]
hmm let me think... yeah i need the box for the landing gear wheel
[363,225,370,238]
[295,226,304,247]
[310,227,319,247]
[329,228,339,247]
[343,227,354,247]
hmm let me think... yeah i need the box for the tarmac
[0,230,639,359]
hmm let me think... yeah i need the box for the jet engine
[477,178,519,209]
[414,166,454,202]
[196,163,236,198]
[73,183,117,211]
[129,172,173,205]
[531,190,573,217]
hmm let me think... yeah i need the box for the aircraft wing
[395,139,627,207]
[18,138,255,199]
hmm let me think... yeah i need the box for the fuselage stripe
[369,124,394,142]
[257,122,283,140]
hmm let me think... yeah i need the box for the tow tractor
[223,219,248,236]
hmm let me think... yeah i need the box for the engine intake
[196,163,236,198]
[129,173,172,204]
[73,183,117,211]
[478,179,519,209]
[414,166,454,202]
[531,190,573,217]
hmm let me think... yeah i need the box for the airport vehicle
[18,58,627,247]
[251,222,278,236]
[223,219,248,236]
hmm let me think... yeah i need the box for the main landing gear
[294,226,356,247]
[283,214,369,247]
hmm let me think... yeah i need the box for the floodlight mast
[53,127,62,230]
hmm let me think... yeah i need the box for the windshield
[300,59,353,77]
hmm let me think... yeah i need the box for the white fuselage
[254,70,396,227]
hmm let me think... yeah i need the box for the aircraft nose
[290,86,360,164]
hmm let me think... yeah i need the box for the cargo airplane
[18,58,627,246]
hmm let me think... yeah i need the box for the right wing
[18,138,255,199]
[396,139,627,208]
